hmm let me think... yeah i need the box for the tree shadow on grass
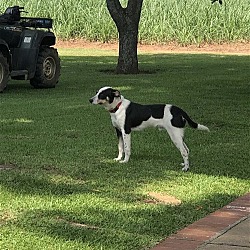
[0,161,174,201]
[0,167,102,197]
[6,192,238,250]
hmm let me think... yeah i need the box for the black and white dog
[89,87,209,171]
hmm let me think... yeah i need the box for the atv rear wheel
[0,52,9,93]
[30,47,60,89]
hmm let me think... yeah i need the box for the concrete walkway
[151,193,250,250]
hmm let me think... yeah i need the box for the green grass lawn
[0,48,249,250]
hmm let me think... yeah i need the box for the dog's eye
[99,93,105,99]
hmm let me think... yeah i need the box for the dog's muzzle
[89,98,94,104]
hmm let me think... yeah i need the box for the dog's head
[89,87,121,109]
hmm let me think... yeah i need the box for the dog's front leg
[114,128,124,161]
[119,131,131,163]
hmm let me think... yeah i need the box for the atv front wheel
[0,52,9,93]
[30,47,60,88]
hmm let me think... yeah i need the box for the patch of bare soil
[56,40,250,55]
[56,217,100,230]
[145,192,182,206]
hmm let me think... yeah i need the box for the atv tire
[0,52,9,93]
[30,47,60,89]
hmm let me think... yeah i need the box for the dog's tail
[182,110,210,132]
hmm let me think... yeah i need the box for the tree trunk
[117,27,138,74]
[106,0,143,74]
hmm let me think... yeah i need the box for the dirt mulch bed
[56,40,250,55]
[144,192,182,206]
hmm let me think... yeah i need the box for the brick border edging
[151,193,250,250]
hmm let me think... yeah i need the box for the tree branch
[126,0,144,28]
[106,0,125,28]
[106,0,144,30]
[127,0,143,18]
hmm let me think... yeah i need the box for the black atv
[0,6,60,92]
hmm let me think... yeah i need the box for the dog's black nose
[89,98,93,104]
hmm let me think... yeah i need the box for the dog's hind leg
[114,128,124,161]
[180,142,190,169]
[166,127,190,171]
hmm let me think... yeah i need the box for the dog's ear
[112,89,120,97]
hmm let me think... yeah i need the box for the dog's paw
[182,166,189,172]
[114,157,122,162]
[119,159,128,164]
[181,163,189,172]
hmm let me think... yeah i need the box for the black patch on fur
[170,106,187,128]
[145,104,165,119]
[170,105,198,129]
[115,128,122,138]
[124,103,165,134]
